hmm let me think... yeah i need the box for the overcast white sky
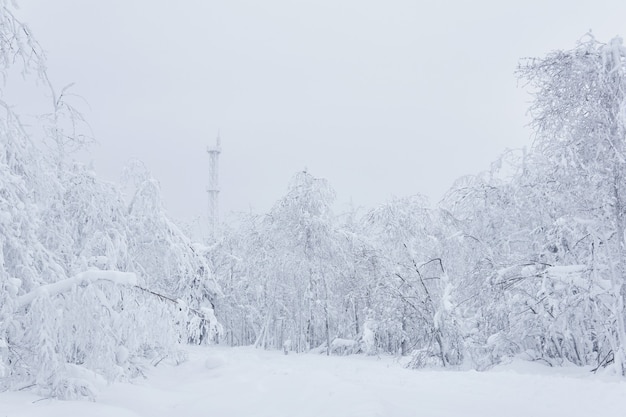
[14,1,626,225]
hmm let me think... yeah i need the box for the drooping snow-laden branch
[15,270,137,309]
[14,270,212,319]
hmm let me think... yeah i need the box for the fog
[16,0,626,223]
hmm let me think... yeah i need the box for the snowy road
[3,346,626,416]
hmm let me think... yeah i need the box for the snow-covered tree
[213,171,353,354]
[518,35,626,373]
[0,5,220,398]
[362,195,464,365]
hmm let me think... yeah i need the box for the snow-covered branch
[15,270,137,309]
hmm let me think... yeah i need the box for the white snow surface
[2,346,626,417]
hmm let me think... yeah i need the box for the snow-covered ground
[3,346,626,417]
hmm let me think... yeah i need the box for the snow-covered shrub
[330,338,360,355]
[360,319,377,356]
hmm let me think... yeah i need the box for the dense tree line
[212,35,626,375]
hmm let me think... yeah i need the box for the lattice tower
[207,132,221,237]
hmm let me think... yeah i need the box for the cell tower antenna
[207,130,221,238]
